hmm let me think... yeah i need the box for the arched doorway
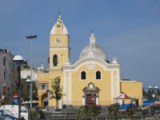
[41,93,48,108]
[83,82,100,106]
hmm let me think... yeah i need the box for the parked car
[0,105,28,120]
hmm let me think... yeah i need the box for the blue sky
[0,0,160,89]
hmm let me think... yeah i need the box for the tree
[51,76,63,110]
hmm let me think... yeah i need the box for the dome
[79,34,107,60]
[80,44,107,60]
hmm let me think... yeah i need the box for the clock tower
[49,15,70,70]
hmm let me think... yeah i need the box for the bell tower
[49,15,70,70]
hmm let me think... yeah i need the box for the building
[38,15,143,109]
[0,49,15,104]
[21,68,37,82]
[0,49,38,105]
[21,67,38,101]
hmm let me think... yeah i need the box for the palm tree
[51,76,63,110]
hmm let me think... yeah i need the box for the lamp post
[13,55,24,119]
[26,76,31,108]
[26,35,37,108]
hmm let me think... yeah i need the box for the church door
[86,94,96,106]
[83,82,100,106]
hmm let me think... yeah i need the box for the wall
[120,81,143,106]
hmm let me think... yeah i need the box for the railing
[43,112,160,120]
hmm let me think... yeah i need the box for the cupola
[50,15,68,35]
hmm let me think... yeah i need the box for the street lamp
[13,55,24,119]
[26,76,31,108]
[26,35,37,108]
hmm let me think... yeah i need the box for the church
[37,15,143,109]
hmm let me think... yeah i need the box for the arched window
[81,71,86,80]
[53,54,58,66]
[96,71,101,80]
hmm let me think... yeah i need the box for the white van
[0,105,28,120]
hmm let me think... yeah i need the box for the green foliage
[108,103,141,119]
[127,108,137,116]
[88,105,100,117]
[28,108,45,120]
[32,81,38,100]
[51,76,63,100]
[76,106,87,120]
[76,105,101,120]
[51,76,63,109]
[108,103,120,120]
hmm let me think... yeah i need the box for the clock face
[56,38,62,44]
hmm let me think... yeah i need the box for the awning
[114,93,132,99]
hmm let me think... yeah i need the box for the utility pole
[26,35,37,108]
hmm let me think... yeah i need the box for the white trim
[117,69,120,96]
[63,58,120,71]
[111,71,114,104]
[114,70,117,103]
[68,71,72,104]
[82,95,85,106]
[50,24,68,35]
[111,69,121,104]
[75,60,107,71]
[59,100,62,109]
[63,72,67,104]
[96,94,99,105]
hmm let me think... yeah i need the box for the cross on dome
[90,33,96,45]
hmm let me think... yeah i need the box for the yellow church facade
[37,15,143,108]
